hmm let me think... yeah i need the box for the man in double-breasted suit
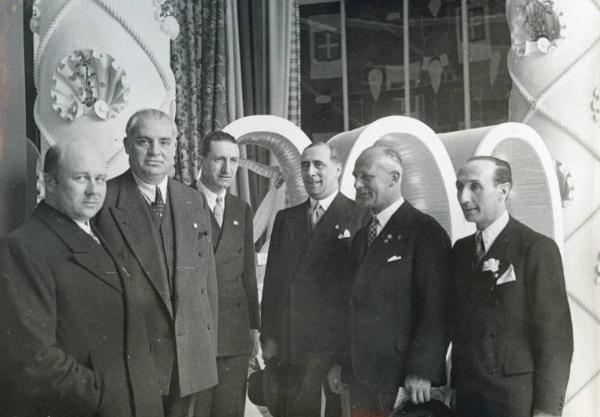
[328,145,451,415]
[95,109,218,417]
[0,142,164,417]
[451,156,573,417]
[261,142,368,417]
[193,131,260,417]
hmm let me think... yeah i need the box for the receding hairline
[357,145,403,173]
[464,155,512,185]
[125,108,176,138]
[44,142,105,177]
[301,142,340,163]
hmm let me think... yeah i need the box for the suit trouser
[276,358,340,417]
[194,354,250,417]
[345,375,397,417]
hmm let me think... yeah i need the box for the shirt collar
[73,219,93,235]
[131,171,168,205]
[310,190,338,212]
[374,196,405,231]
[197,180,226,211]
[479,210,509,252]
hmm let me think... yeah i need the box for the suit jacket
[94,170,219,396]
[261,192,368,365]
[451,216,573,417]
[205,191,260,357]
[346,201,451,390]
[0,202,164,417]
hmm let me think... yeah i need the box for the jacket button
[490,331,496,338]
[488,368,497,375]
[207,324,211,330]
[200,288,205,294]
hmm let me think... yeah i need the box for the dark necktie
[475,231,485,261]
[367,215,380,247]
[151,186,165,217]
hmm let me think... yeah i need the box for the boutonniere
[233,220,239,226]
[338,229,351,239]
[482,258,500,277]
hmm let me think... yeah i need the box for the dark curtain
[237,0,271,210]
[171,0,228,184]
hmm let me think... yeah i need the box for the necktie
[214,195,224,227]
[475,231,485,261]
[367,215,379,247]
[311,203,323,229]
[151,186,165,217]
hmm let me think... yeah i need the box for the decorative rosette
[50,49,130,121]
[30,0,42,33]
[510,0,567,57]
[154,0,180,40]
[556,161,575,207]
[592,87,600,123]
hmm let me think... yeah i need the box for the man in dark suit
[451,156,573,417]
[261,142,368,417]
[193,131,260,417]
[0,142,164,417]
[95,109,219,417]
[328,145,451,416]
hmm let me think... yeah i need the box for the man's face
[353,151,399,213]
[45,148,107,222]
[456,160,509,230]
[124,117,176,185]
[200,140,240,193]
[300,145,341,200]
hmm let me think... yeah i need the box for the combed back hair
[201,130,237,157]
[43,145,65,178]
[372,145,403,173]
[125,109,176,138]
[302,142,340,164]
[468,155,512,185]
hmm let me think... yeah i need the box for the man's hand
[404,375,431,404]
[327,364,346,394]
[533,410,559,417]
[249,329,260,358]
[261,337,278,361]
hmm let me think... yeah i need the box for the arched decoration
[329,116,471,243]
[475,122,564,253]
[224,115,311,207]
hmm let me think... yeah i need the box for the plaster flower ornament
[482,258,500,276]
[510,0,566,57]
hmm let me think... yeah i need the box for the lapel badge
[334,224,340,230]
[383,234,393,243]
[233,220,240,226]
[193,222,198,229]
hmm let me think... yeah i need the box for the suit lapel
[311,193,351,241]
[284,200,311,254]
[353,202,413,291]
[35,203,122,293]
[110,172,173,315]
[169,179,200,315]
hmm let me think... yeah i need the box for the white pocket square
[387,255,402,263]
[338,229,351,239]
[496,264,516,285]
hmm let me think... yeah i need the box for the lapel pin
[334,224,340,230]
[193,222,198,229]
[233,220,240,226]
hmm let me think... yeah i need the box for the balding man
[0,143,163,417]
[328,145,451,416]
[95,109,219,417]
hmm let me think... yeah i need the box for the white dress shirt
[131,172,168,205]
[197,181,227,213]
[479,210,509,254]
[373,196,405,237]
